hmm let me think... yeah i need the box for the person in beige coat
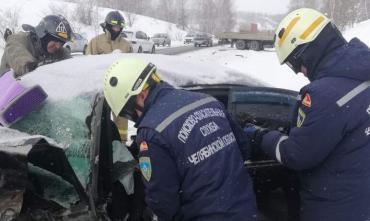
[86,11,132,143]
[0,15,72,78]
[87,15,137,221]
[85,11,132,55]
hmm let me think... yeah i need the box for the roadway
[155,43,216,55]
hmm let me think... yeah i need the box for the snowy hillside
[344,20,370,46]
[0,0,186,50]
[1,0,370,91]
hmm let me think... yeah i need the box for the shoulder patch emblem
[302,93,312,108]
[297,108,306,128]
[139,157,152,182]
[56,22,67,33]
[56,22,68,39]
[140,141,148,152]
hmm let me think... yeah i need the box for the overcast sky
[234,0,290,14]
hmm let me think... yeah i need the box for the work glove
[244,123,270,148]
[142,207,155,221]
[25,61,38,73]
[128,135,140,159]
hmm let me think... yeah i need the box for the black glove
[128,136,140,159]
[25,61,38,73]
[244,123,270,147]
[142,207,154,221]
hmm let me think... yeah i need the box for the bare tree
[156,0,176,22]
[322,0,358,29]
[74,0,97,26]
[0,6,21,35]
[192,0,236,34]
[215,0,236,33]
[356,0,370,21]
[288,0,322,11]
[176,0,188,29]
[0,6,21,48]
[48,3,65,15]
[364,0,370,19]
[196,0,216,33]
[95,0,189,30]
[288,0,366,30]
[125,12,137,27]
[112,0,147,27]
[48,3,81,32]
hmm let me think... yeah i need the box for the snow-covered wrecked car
[0,53,299,221]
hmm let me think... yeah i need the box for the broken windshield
[12,93,94,189]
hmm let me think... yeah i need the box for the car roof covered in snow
[1,53,264,147]
[19,53,264,102]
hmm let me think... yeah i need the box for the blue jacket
[136,82,256,221]
[261,38,370,221]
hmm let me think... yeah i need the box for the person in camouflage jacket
[0,15,72,78]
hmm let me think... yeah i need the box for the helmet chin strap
[135,103,144,113]
[110,30,121,40]
[106,24,121,40]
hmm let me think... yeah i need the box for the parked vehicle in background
[64,33,88,54]
[151,33,171,47]
[193,33,213,47]
[122,30,155,53]
[184,33,195,44]
[217,23,274,51]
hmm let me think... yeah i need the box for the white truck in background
[217,23,275,51]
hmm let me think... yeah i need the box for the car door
[74,33,83,52]
[184,85,300,221]
[123,31,138,52]
[67,33,76,52]
[135,31,144,52]
[138,31,149,52]
[228,87,300,221]
[142,32,151,51]
[228,87,297,130]
[88,93,141,220]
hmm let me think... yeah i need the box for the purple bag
[0,70,47,127]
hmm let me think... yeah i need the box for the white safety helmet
[103,58,160,120]
[274,8,331,71]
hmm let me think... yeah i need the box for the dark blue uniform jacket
[261,38,370,221]
[136,82,256,221]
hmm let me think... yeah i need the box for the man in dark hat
[0,15,72,77]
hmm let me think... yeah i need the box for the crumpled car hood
[0,128,87,215]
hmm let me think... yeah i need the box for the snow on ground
[344,20,370,46]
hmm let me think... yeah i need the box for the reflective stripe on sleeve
[275,135,288,163]
[155,97,217,132]
[336,81,370,107]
